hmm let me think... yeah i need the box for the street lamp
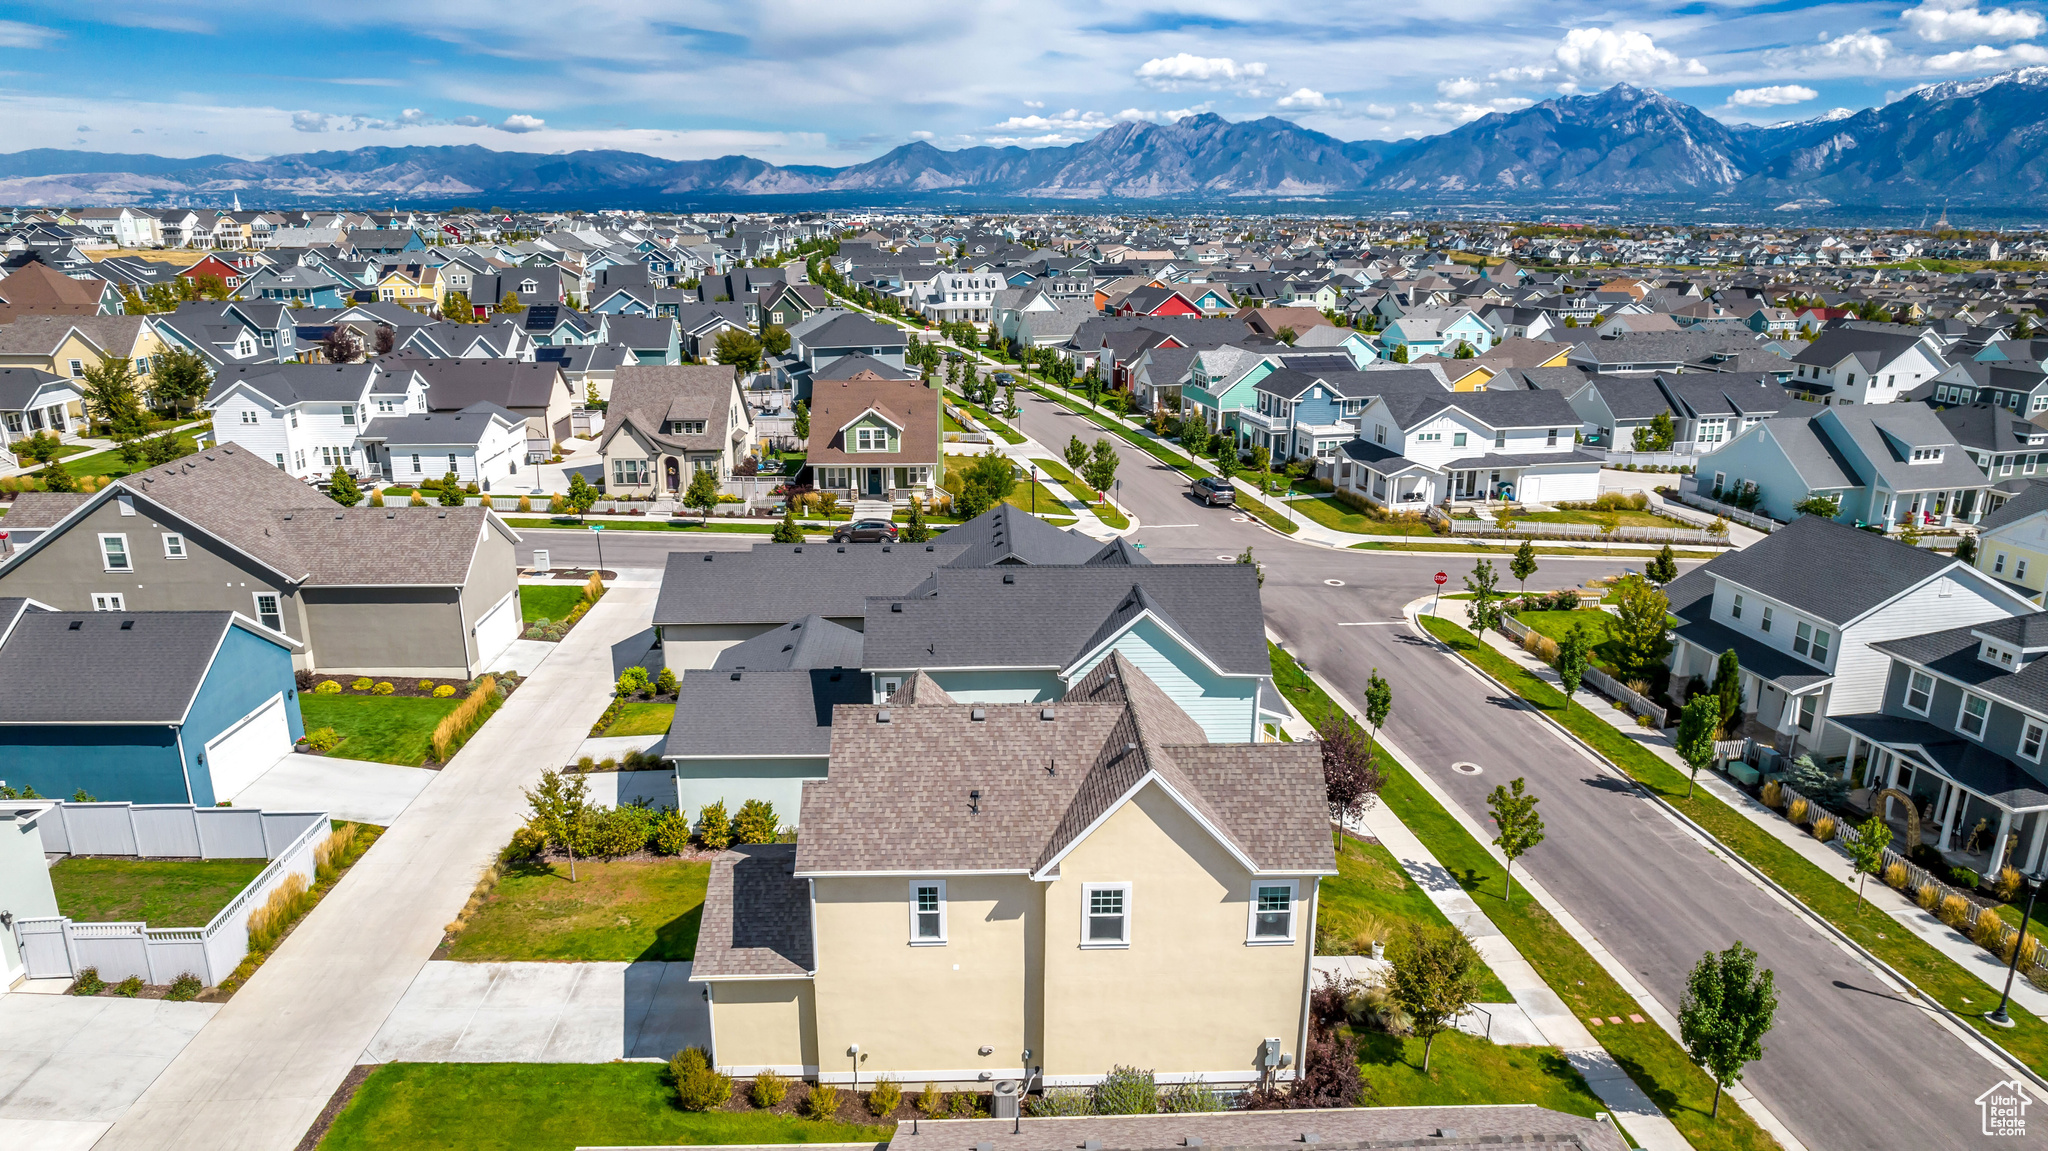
[1987,870,2045,1028]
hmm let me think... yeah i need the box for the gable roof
[936,505,1139,568]
[654,541,966,627]
[391,359,567,413]
[1683,514,1961,627]
[806,377,938,466]
[713,614,864,671]
[692,843,814,979]
[0,608,293,725]
[599,364,741,455]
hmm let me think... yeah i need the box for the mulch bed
[709,1079,984,1124]
[532,567,616,581]
[298,675,473,700]
[295,1063,378,1151]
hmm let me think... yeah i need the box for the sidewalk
[95,584,659,1151]
[1450,599,2048,1022]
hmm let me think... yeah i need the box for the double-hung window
[253,593,283,632]
[1906,671,1934,714]
[1793,623,1831,662]
[1082,883,1130,947]
[162,533,186,559]
[2024,721,2046,763]
[1960,693,1990,738]
[909,881,946,944]
[99,534,131,572]
[1730,594,1743,620]
[1760,606,1774,633]
[1248,881,1297,943]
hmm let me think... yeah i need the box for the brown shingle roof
[795,653,1333,877]
[0,263,106,324]
[600,363,740,455]
[806,377,939,467]
[693,844,814,980]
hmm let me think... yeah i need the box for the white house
[360,402,529,489]
[204,363,425,482]
[1332,387,1601,507]
[916,271,1006,327]
[1787,327,1947,406]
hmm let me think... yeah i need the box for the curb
[1406,602,2048,1095]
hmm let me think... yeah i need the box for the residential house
[1237,367,1433,462]
[806,376,942,505]
[1377,306,1493,360]
[1972,485,2048,603]
[1113,286,1204,319]
[0,368,84,454]
[0,262,117,324]
[917,270,1007,326]
[399,358,578,457]
[1333,387,1600,506]
[691,653,1331,1088]
[1788,328,1947,406]
[1927,357,2048,416]
[0,315,172,401]
[783,310,909,398]
[0,447,522,677]
[1694,403,1991,528]
[204,363,404,481]
[1930,403,2048,513]
[597,364,754,495]
[601,314,683,365]
[73,207,162,249]
[360,402,529,490]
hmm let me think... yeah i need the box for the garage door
[204,693,292,802]
[473,591,521,672]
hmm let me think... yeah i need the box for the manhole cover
[1451,762,1484,776]
[1231,515,1250,522]
[1325,579,1346,587]
[1216,555,1235,562]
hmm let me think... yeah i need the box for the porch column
[2025,814,2048,875]
[1940,787,1963,851]
[1990,809,2016,872]
[1843,735,1862,782]
[1885,750,1902,792]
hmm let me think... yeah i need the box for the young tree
[1486,776,1546,903]
[1845,813,1894,911]
[320,325,363,364]
[1646,543,1680,586]
[1236,545,1263,587]
[771,503,804,543]
[40,454,76,492]
[437,471,466,507]
[1084,438,1121,503]
[1064,434,1090,483]
[522,769,591,882]
[565,472,599,522]
[901,497,931,542]
[1463,558,1504,634]
[1248,443,1272,494]
[792,400,810,442]
[149,347,213,416]
[1509,539,1538,596]
[1676,694,1720,799]
[328,464,363,507]
[714,328,764,373]
[1180,415,1212,458]
[1362,667,1392,746]
[1712,648,1744,737]
[1386,922,1482,1073]
[1678,942,1778,1120]
[1609,574,1671,679]
[1793,493,1841,520]
[1632,412,1676,452]
[1390,343,1410,363]
[441,290,475,321]
[80,357,145,435]
[373,326,396,356]
[1317,713,1383,849]
[497,291,526,315]
[958,450,1016,517]
[761,324,791,358]
[684,467,720,522]
[1555,624,1593,704]
[1215,442,1240,481]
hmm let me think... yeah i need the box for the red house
[178,254,247,291]
[1113,286,1203,318]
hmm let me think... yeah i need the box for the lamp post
[589,522,606,584]
[1986,871,2044,1028]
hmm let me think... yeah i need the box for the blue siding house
[0,601,304,806]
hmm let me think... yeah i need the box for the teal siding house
[0,602,303,806]
[1378,306,1494,360]
[1181,347,1279,441]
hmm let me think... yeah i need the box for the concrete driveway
[365,961,706,1063]
[0,992,218,1151]
[233,754,436,826]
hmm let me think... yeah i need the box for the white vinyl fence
[1670,489,1779,533]
[1498,613,1669,727]
[1445,518,1728,547]
[14,802,328,987]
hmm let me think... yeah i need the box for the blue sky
[1,0,2044,165]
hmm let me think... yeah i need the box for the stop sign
[1434,571,1448,586]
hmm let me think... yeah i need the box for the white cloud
[451,115,487,127]
[1901,0,2046,42]
[1553,28,1708,81]
[988,108,1116,132]
[1276,88,1339,109]
[1729,84,1820,106]
[1022,100,1044,109]
[1807,30,1895,68]
[1421,97,1537,123]
[1490,65,1553,83]
[1925,41,2048,66]
[497,114,546,133]
[1114,105,1208,122]
[1133,53,1266,90]
[0,20,58,48]
[398,108,429,124]
[1362,103,1399,120]
[1437,77,1486,98]
[290,111,329,133]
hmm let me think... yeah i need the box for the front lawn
[298,695,462,767]
[1352,1029,1607,1118]
[318,1062,890,1151]
[1318,837,1513,1002]
[519,584,585,624]
[603,702,675,737]
[943,455,1068,518]
[1512,508,1690,530]
[447,858,709,962]
[1030,457,1128,528]
[1514,609,1623,670]
[1286,495,1432,537]
[61,433,201,480]
[50,857,268,927]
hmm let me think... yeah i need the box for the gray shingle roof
[360,402,520,448]
[654,542,965,627]
[938,505,1131,568]
[1830,712,2048,809]
[600,364,740,456]
[1978,482,2048,534]
[1822,404,1988,493]
[712,614,864,671]
[1682,514,1956,627]
[206,363,379,407]
[395,359,569,413]
[0,609,258,724]
[691,844,814,979]
[668,666,868,758]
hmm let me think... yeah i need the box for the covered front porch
[1439,449,1604,506]
[1831,712,2048,876]
[811,462,938,505]
[1331,442,1436,509]
[1669,621,1835,759]
[1867,484,1989,531]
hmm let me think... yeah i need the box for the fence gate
[15,918,72,980]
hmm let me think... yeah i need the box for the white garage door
[204,693,292,802]
[473,591,521,672]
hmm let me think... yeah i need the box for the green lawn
[1353,1029,1608,1118]
[318,1063,890,1151]
[299,695,462,767]
[1287,495,1433,537]
[1353,540,1723,559]
[61,433,201,480]
[949,395,1027,445]
[50,857,268,928]
[519,584,585,625]
[943,410,970,434]
[604,702,675,737]
[501,517,786,533]
[1416,616,2048,1080]
[448,858,709,962]
[1515,609,1624,671]
[943,455,1068,518]
[1319,837,1513,1001]
[1269,641,1778,1151]
[1512,508,1690,530]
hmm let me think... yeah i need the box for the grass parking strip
[1270,641,1780,1151]
[1415,614,2048,1080]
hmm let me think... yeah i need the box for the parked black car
[1190,476,1236,506]
[831,518,900,543]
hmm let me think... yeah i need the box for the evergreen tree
[901,497,931,542]
[1646,544,1679,585]
[437,471,466,506]
[328,465,362,507]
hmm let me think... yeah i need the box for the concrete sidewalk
[364,961,706,1063]
[0,995,218,1151]
[96,584,659,1151]
[232,754,434,826]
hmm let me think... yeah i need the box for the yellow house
[0,315,171,410]
[693,655,1333,1089]
[377,263,441,306]
[1974,486,2048,604]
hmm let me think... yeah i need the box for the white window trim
[252,592,284,633]
[1080,881,1131,949]
[2023,721,2046,764]
[1905,670,1934,715]
[1246,879,1300,945]
[1959,692,1990,738]
[161,533,186,559]
[91,592,125,611]
[908,879,947,945]
[98,533,132,572]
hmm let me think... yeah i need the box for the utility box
[990,1079,1020,1119]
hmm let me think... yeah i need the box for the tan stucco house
[691,654,1333,1089]
[598,364,754,494]
[0,315,171,410]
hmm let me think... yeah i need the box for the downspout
[173,726,195,806]
[1295,876,1321,1082]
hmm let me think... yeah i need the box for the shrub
[315,680,342,694]
[430,676,499,762]
[433,684,456,697]
[698,800,732,850]
[372,681,394,695]
[295,668,315,691]
[585,803,656,858]
[350,677,374,692]
[1025,1088,1094,1117]
[1973,911,2008,951]
[1760,780,1783,808]
[803,1083,841,1120]
[1092,1065,1158,1115]
[656,666,678,695]
[166,972,202,1001]
[753,1069,789,1108]
[1811,815,1836,843]
[1938,893,1972,929]
[1993,865,2025,902]
[70,967,106,996]
[2005,930,2042,969]
[247,872,313,952]
[314,824,360,884]
[302,726,342,753]
[1951,866,1982,890]
[1883,862,1909,889]
[504,820,547,859]
[868,1076,902,1117]
[618,665,653,697]
[733,799,779,844]
[1917,883,1942,910]
[652,809,692,855]
[670,1047,732,1112]
[1787,796,1809,824]
[916,1081,946,1118]
[418,680,435,692]
[112,975,144,997]
[948,1091,978,1118]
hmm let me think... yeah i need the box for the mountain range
[3,69,2046,209]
